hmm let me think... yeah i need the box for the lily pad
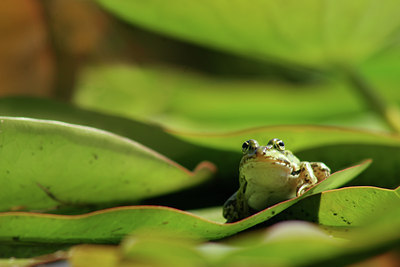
[0,117,214,211]
[96,0,400,67]
[0,160,369,244]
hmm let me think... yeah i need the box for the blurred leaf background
[0,0,400,266]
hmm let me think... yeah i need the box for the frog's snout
[255,146,268,156]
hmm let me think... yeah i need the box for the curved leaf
[73,65,368,132]
[0,96,229,172]
[277,185,400,228]
[72,64,400,133]
[0,117,214,211]
[68,207,400,267]
[0,161,369,244]
[218,211,400,267]
[170,125,400,152]
[96,0,400,67]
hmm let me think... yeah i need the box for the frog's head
[241,138,294,164]
[240,138,300,185]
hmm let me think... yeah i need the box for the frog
[223,138,330,223]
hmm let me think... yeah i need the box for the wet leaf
[96,0,400,67]
[0,117,214,211]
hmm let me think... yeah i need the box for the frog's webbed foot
[297,183,313,196]
[296,162,318,197]
[311,162,331,182]
[296,162,331,196]
[223,192,239,223]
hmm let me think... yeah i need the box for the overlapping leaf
[0,161,370,245]
[73,65,368,132]
[0,117,214,211]
[1,97,400,190]
[53,186,400,267]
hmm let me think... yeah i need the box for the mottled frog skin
[223,138,330,223]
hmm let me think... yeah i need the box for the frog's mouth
[241,156,292,169]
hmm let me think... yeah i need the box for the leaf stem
[343,67,400,133]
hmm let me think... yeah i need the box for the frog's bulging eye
[268,138,285,151]
[242,139,259,154]
[276,140,285,151]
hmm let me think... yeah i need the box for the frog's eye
[242,139,258,154]
[268,138,285,151]
[276,140,285,151]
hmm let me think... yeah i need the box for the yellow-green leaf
[96,0,400,67]
[0,117,214,211]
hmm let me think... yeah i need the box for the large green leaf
[0,161,369,245]
[74,65,377,132]
[0,96,228,172]
[275,186,400,228]
[70,198,400,267]
[360,44,400,106]
[0,117,214,211]
[96,0,400,67]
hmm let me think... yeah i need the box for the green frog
[223,138,330,223]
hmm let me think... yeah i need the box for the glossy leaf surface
[69,189,400,266]
[0,117,214,211]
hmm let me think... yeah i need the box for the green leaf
[0,96,227,172]
[360,45,400,106]
[171,126,400,152]
[217,209,400,266]
[1,97,398,190]
[96,0,400,67]
[277,186,400,228]
[0,161,369,244]
[73,65,375,132]
[67,204,400,267]
[0,117,214,211]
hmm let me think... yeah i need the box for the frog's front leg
[311,162,331,181]
[223,177,249,222]
[296,162,319,196]
[223,191,238,222]
[296,162,331,196]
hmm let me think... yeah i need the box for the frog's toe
[297,183,313,196]
[311,162,331,181]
